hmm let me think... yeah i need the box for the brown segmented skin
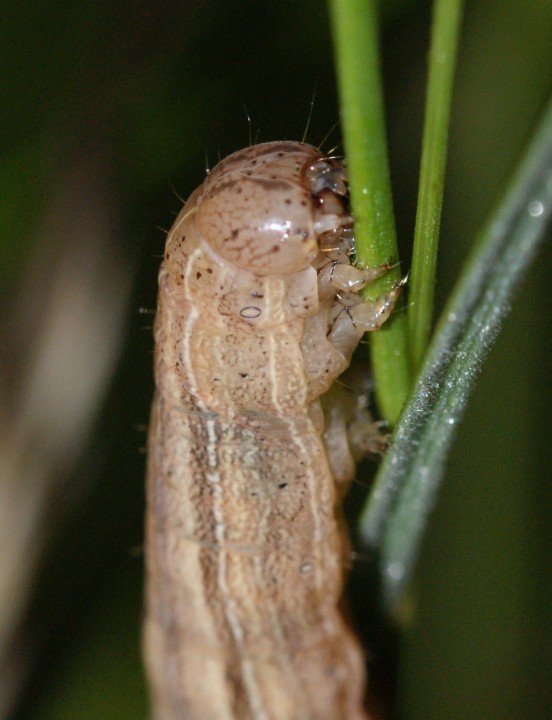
[145,142,400,720]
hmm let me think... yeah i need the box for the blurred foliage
[1,1,550,719]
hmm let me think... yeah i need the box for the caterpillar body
[144,141,402,720]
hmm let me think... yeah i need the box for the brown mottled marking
[144,142,402,720]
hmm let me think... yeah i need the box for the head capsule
[194,141,352,276]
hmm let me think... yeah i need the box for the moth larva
[144,142,403,720]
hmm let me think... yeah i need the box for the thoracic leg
[318,260,393,296]
[327,276,406,357]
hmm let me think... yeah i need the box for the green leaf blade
[408,0,465,372]
[328,0,411,423]
[361,93,552,612]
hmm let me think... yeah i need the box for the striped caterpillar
[144,141,403,720]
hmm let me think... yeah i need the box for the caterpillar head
[194,142,353,276]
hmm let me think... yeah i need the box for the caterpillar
[144,141,403,720]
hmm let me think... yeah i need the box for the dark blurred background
[1,1,551,718]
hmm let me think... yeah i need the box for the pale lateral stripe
[205,416,219,471]
[182,251,203,402]
[170,300,236,717]
[263,334,318,709]
[180,279,268,716]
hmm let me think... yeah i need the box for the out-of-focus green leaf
[361,92,552,611]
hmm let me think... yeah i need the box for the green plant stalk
[328,0,410,423]
[408,0,464,373]
[360,93,552,612]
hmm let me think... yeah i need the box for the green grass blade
[328,0,410,423]
[360,93,552,612]
[408,0,465,372]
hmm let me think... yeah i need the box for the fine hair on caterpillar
[144,140,403,720]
